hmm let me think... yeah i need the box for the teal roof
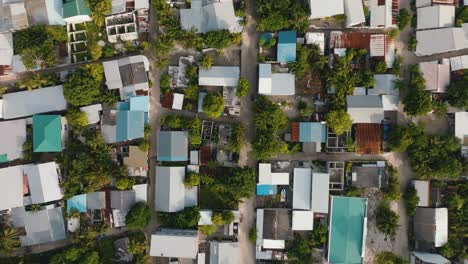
[33,115,62,153]
[129,96,149,112]
[116,111,144,142]
[299,122,327,143]
[62,0,90,18]
[67,194,87,212]
[0,154,8,163]
[328,196,367,264]
[277,31,296,63]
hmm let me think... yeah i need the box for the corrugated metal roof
[356,123,382,154]
[370,34,385,57]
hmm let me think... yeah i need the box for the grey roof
[18,207,66,246]
[110,190,136,211]
[351,166,388,188]
[0,165,24,210]
[119,62,148,87]
[369,74,399,96]
[262,209,292,241]
[0,119,26,161]
[87,191,106,210]
[411,252,450,264]
[346,95,384,123]
[150,229,198,259]
[311,173,330,214]
[210,242,240,264]
[414,207,448,247]
[155,166,186,212]
[157,131,189,161]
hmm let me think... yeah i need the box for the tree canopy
[125,202,151,229]
[184,172,201,187]
[199,53,214,69]
[376,203,399,240]
[63,64,106,107]
[237,77,250,97]
[158,206,201,229]
[203,92,225,119]
[403,185,419,216]
[256,0,310,33]
[403,66,433,116]
[397,8,411,30]
[326,110,352,135]
[446,77,468,109]
[66,109,88,130]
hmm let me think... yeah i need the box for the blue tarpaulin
[67,194,87,212]
[256,185,277,196]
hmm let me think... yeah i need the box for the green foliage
[184,85,199,100]
[151,34,175,68]
[376,203,399,240]
[403,65,432,116]
[346,187,363,197]
[115,176,136,190]
[13,25,67,69]
[388,28,400,39]
[63,64,105,107]
[158,206,201,229]
[375,252,409,264]
[446,77,468,109]
[211,212,224,225]
[0,226,21,254]
[252,96,288,160]
[290,45,327,78]
[203,92,224,119]
[188,117,202,146]
[256,0,310,33]
[248,226,257,243]
[160,74,171,95]
[138,139,150,152]
[161,114,183,129]
[455,6,468,26]
[226,167,256,201]
[66,109,88,130]
[237,77,250,97]
[326,110,352,135]
[397,8,411,30]
[388,125,415,152]
[383,166,401,202]
[258,37,266,46]
[375,61,388,74]
[184,172,200,187]
[125,202,151,229]
[200,53,214,69]
[327,51,360,109]
[357,69,375,88]
[144,124,152,138]
[287,233,313,263]
[88,42,102,60]
[16,73,59,91]
[222,211,235,224]
[408,36,418,51]
[22,128,33,161]
[392,55,403,76]
[0,86,7,97]
[87,0,111,27]
[203,30,237,49]
[228,124,245,152]
[310,222,328,247]
[199,225,218,235]
[432,100,448,116]
[403,185,419,216]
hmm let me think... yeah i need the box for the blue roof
[256,185,277,196]
[116,111,145,142]
[117,101,130,110]
[277,31,297,63]
[67,194,87,212]
[299,122,327,143]
[129,96,149,112]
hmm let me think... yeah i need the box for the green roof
[62,0,91,18]
[33,115,62,153]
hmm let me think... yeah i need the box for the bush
[397,8,411,30]
[392,56,403,76]
[237,77,250,97]
[125,202,151,229]
[160,74,171,95]
[446,78,468,109]
[158,207,201,228]
[144,124,152,138]
[203,30,236,49]
[408,36,418,51]
[404,185,419,216]
[202,92,224,119]
[66,108,88,129]
[248,226,257,243]
[138,139,150,152]
[310,222,328,247]
[228,124,245,152]
[63,64,104,107]
[375,252,409,264]
[184,172,200,187]
[199,53,214,69]
[256,0,310,33]
[222,211,235,224]
[199,225,218,236]
[375,61,388,73]
[115,176,136,190]
[403,66,433,116]
[211,212,224,225]
[376,203,399,240]
[383,166,401,201]
[388,28,400,39]
[184,85,199,100]
[326,110,352,136]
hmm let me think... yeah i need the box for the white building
[0,32,13,73]
[0,166,24,211]
[416,24,468,56]
[0,119,27,162]
[370,0,397,28]
[309,0,344,19]
[198,66,240,87]
[417,5,454,31]
[105,12,138,43]
[79,104,103,125]
[258,64,295,95]
[419,61,450,93]
[150,229,198,259]
[155,166,197,212]
[292,168,330,213]
[23,162,63,205]
[346,95,384,123]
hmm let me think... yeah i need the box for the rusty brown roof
[356,123,382,154]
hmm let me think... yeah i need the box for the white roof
[370,74,399,96]
[132,184,147,203]
[172,93,184,110]
[450,54,468,71]
[190,150,199,165]
[180,0,242,33]
[309,0,344,19]
[258,163,289,185]
[292,210,314,231]
[209,242,240,264]
[417,5,454,30]
[23,162,63,204]
[416,24,468,56]
[344,0,365,27]
[382,95,399,111]
[18,207,66,246]
[2,85,67,119]
[370,1,394,28]
[455,112,468,145]
[311,173,329,214]
[103,60,123,89]
[262,239,285,249]
[79,104,102,125]
[134,0,149,9]
[0,119,27,161]
[0,166,23,210]
[258,64,295,95]
[413,180,430,207]
[198,210,213,225]
[420,61,451,93]
[0,32,13,66]
[305,32,325,54]
[434,208,448,247]
[347,95,384,123]
[293,168,311,210]
[155,166,186,212]
[150,229,198,258]
[199,66,240,87]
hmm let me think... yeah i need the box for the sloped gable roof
[33,115,62,152]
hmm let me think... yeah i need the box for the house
[103,55,150,100]
[419,61,450,93]
[87,191,106,211]
[67,194,87,213]
[210,242,240,264]
[62,0,91,24]
[454,112,468,157]
[0,166,24,211]
[116,110,145,142]
[449,54,468,71]
[370,74,399,96]
[414,207,448,247]
[416,24,468,56]
[256,163,289,196]
[11,207,66,246]
[292,210,314,231]
[150,229,198,259]
[309,0,344,19]
[155,166,197,212]
[79,104,103,125]
[417,6,454,30]
[291,122,327,143]
[105,12,138,43]
[410,252,450,264]
[277,31,296,63]
[0,119,27,162]
[24,0,65,26]
[344,0,365,27]
[256,209,292,250]
[133,184,147,203]
[347,95,384,123]
[111,190,136,227]
[198,66,240,87]
[168,56,194,88]
[23,162,63,204]
[370,0,398,28]
[123,146,148,177]
[355,123,382,154]
[258,64,295,95]
[328,196,367,264]
[292,168,330,213]
[157,131,188,161]
[179,0,242,34]
[33,115,62,153]
[0,1,28,32]
[2,85,67,119]
[0,32,13,75]
[350,161,387,188]
[413,180,430,207]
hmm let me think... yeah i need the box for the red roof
[200,146,212,165]
[356,123,382,154]
[291,122,299,142]
[161,93,174,108]
[330,32,371,50]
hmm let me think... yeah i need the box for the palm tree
[0,226,21,254]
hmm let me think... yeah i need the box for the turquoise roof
[277,31,297,63]
[62,0,90,18]
[117,101,130,110]
[33,115,62,153]
[67,194,87,212]
[0,154,8,163]
[129,96,149,112]
[116,111,144,142]
[299,122,327,143]
[328,196,367,264]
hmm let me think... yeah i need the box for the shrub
[160,74,171,95]
[125,202,151,229]
[138,139,150,152]
[222,211,235,224]
[326,110,352,135]
[202,92,224,119]
[211,212,224,225]
[397,8,411,30]
[66,108,88,129]
[199,225,218,236]
[237,77,250,97]
[248,226,257,243]
[403,185,419,216]
[375,61,388,74]
[199,53,214,69]
[184,172,200,187]
[115,176,136,190]
[376,203,399,240]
